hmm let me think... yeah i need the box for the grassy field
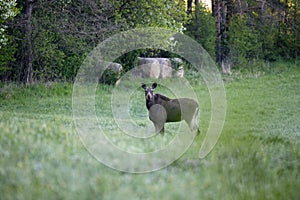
[0,65,299,199]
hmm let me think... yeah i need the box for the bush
[227,15,262,69]
[99,69,119,85]
[185,3,216,59]
[0,36,17,80]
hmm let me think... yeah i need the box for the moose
[141,82,200,135]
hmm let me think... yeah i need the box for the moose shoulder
[141,82,200,135]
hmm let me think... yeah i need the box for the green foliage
[0,0,299,82]
[0,36,17,78]
[1,0,189,82]
[30,1,95,82]
[0,0,117,82]
[257,19,279,61]
[99,68,119,85]
[32,31,86,81]
[115,0,187,31]
[0,0,19,79]
[113,0,188,71]
[33,31,65,81]
[227,14,262,67]
[114,50,140,72]
[225,0,300,66]
[0,0,19,48]
[185,3,216,58]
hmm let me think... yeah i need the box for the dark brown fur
[142,82,200,135]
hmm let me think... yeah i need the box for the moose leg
[186,107,200,135]
[153,122,165,135]
[149,104,167,135]
[186,120,200,135]
[160,126,165,135]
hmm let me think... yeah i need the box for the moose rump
[142,82,199,135]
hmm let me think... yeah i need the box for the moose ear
[152,82,157,89]
[141,83,146,89]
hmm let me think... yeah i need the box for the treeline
[0,0,299,83]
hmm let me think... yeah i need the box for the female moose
[141,82,200,135]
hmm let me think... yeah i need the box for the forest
[1,1,300,199]
[0,0,299,83]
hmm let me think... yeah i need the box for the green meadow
[0,65,299,199]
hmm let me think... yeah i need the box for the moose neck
[145,94,170,110]
[146,95,156,110]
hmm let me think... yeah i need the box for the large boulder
[131,59,160,78]
[106,62,123,74]
[136,57,184,78]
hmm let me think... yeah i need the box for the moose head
[141,82,157,102]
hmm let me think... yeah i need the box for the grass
[0,65,299,199]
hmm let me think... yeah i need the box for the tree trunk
[212,0,217,17]
[187,0,193,14]
[24,0,34,84]
[216,0,222,63]
[215,0,227,63]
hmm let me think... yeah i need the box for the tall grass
[0,65,299,199]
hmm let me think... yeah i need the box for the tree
[115,0,187,31]
[0,0,19,48]
[1,0,298,82]
[217,0,300,67]
[31,0,117,81]
[6,0,118,82]
[23,0,34,84]
[187,0,193,14]
[114,0,188,70]
[227,14,262,66]
[185,2,216,58]
[212,0,230,63]
[0,0,19,80]
[4,0,189,82]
